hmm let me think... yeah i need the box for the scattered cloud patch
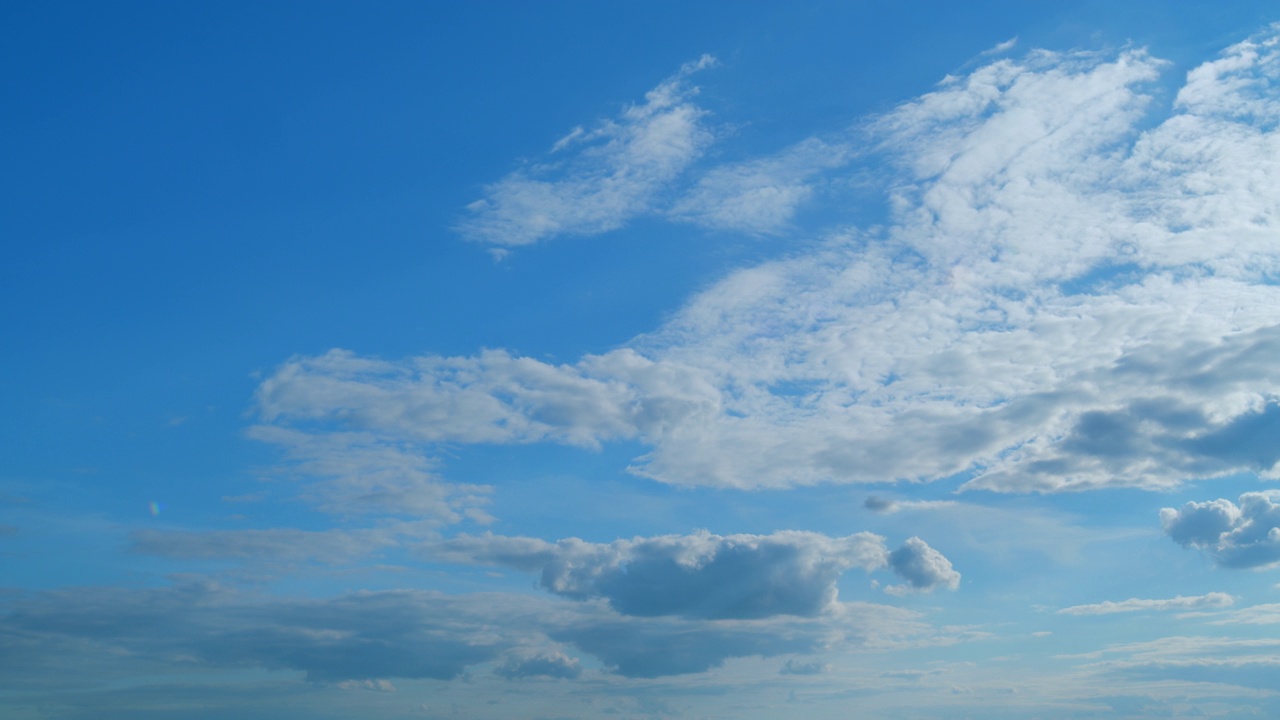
[668,138,853,234]
[458,55,717,248]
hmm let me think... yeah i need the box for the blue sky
[5,2,1280,718]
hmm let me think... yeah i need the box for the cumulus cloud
[457,55,716,248]
[494,650,582,680]
[428,529,953,618]
[258,28,1280,494]
[1161,492,1280,568]
[884,537,961,595]
[1058,592,1236,616]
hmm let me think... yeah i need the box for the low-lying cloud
[429,529,959,619]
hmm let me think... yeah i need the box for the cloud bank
[1161,492,1280,569]
[429,529,959,620]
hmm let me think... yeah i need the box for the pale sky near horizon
[5,2,1280,718]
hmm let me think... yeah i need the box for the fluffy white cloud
[885,537,961,595]
[256,28,1280,494]
[1058,592,1236,616]
[0,580,952,684]
[428,529,958,617]
[1161,492,1280,569]
[457,55,716,248]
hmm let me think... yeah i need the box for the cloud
[884,537,961,595]
[0,582,536,686]
[780,658,829,675]
[428,529,954,619]
[494,650,582,680]
[1161,492,1280,568]
[245,425,492,523]
[1058,592,1235,616]
[258,28,1280,494]
[128,525,401,564]
[668,138,854,234]
[0,579,951,684]
[864,496,957,514]
[548,600,936,678]
[457,55,716,248]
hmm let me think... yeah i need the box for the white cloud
[457,55,717,248]
[668,137,854,234]
[1058,592,1236,616]
[884,537,962,595]
[259,28,1280,493]
[246,425,491,523]
[1161,492,1280,569]
[428,529,952,618]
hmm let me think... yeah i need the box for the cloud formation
[436,530,959,615]
[430,529,958,618]
[0,579,952,684]
[1058,592,1235,616]
[258,28,1280,493]
[1161,492,1280,569]
[458,55,716,248]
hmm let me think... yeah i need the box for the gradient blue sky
[5,2,1280,718]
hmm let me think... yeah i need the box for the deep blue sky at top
[2,0,1276,564]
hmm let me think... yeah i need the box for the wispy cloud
[1058,592,1235,616]
[457,55,717,250]
[426,529,959,619]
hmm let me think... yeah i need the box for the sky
[4,2,1280,718]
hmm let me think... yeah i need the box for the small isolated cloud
[336,678,396,692]
[1160,492,1280,568]
[1058,592,1235,616]
[494,650,582,680]
[428,529,916,619]
[458,55,716,248]
[884,537,961,595]
[864,496,957,514]
[779,658,828,675]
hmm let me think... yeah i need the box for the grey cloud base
[0,581,945,684]
[428,529,960,619]
[1161,492,1280,569]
